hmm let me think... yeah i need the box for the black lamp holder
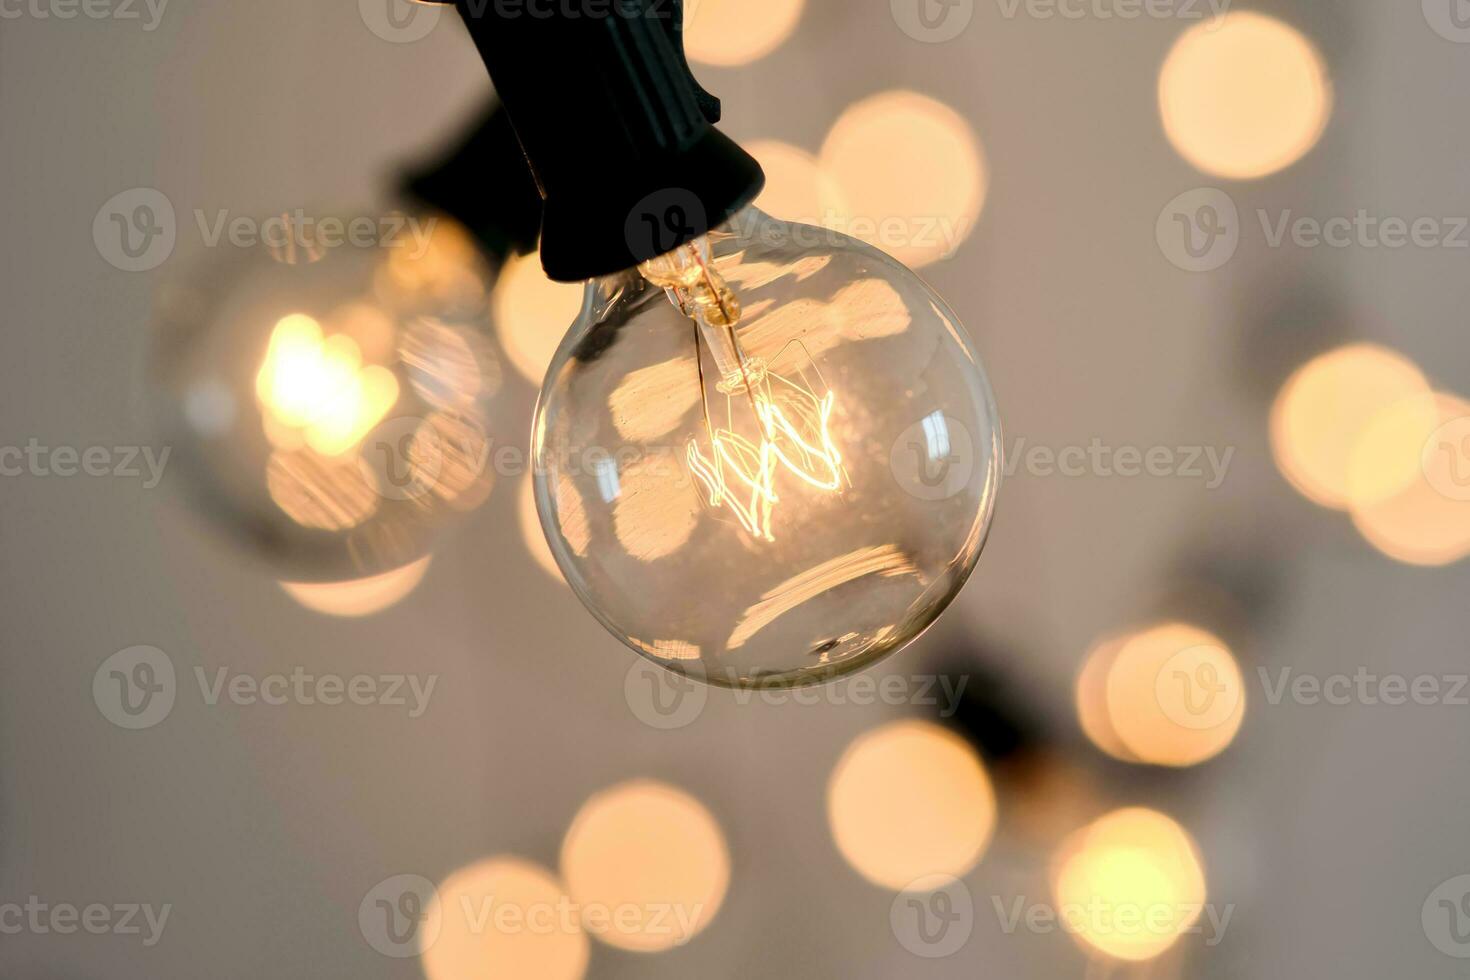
[429,0,765,282]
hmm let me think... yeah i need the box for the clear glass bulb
[532,206,1000,687]
[151,212,502,580]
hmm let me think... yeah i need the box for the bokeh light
[490,251,584,385]
[819,91,986,268]
[422,857,589,980]
[278,556,431,617]
[827,719,996,890]
[1075,635,1138,763]
[1159,12,1330,179]
[744,139,849,229]
[1051,808,1207,962]
[1349,391,1470,566]
[560,779,730,952]
[683,0,805,67]
[1271,344,1432,510]
[1103,623,1245,768]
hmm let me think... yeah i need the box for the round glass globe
[532,207,1000,687]
[151,212,502,581]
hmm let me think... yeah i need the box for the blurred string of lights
[154,0,1469,971]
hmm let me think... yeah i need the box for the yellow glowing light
[560,780,729,952]
[827,720,996,890]
[378,217,488,310]
[1271,344,1432,510]
[422,857,588,980]
[255,313,400,457]
[683,0,804,67]
[1103,623,1245,768]
[519,473,565,581]
[1159,12,1331,179]
[491,251,584,385]
[1076,636,1138,763]
[687,357,846,541]
[1349,392,1470,566]
[744,140,849,229]
[820,91,986,268]
[278,556,431,617]
[1051,808,1207,962]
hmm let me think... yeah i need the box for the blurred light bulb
[820,91,986,268]
[1349,391,1470,566]
[1050,808,1207,962]
[827,719,996,889]
[744,140,849,230]
[1271,343,1431,510]
[492,249,586,384]
[683,0,805,67]
[423,857,589,980]
[532,206,1000,686]
[152,212,500,580]
[278,555,432,617]
[560,779,729,952]
[1159,11,1331,179]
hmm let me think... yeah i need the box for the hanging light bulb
[438,0,1000,685]
[152,104,541,581]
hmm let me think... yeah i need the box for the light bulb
[152,212,501,580]
[532,206,1000,686]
